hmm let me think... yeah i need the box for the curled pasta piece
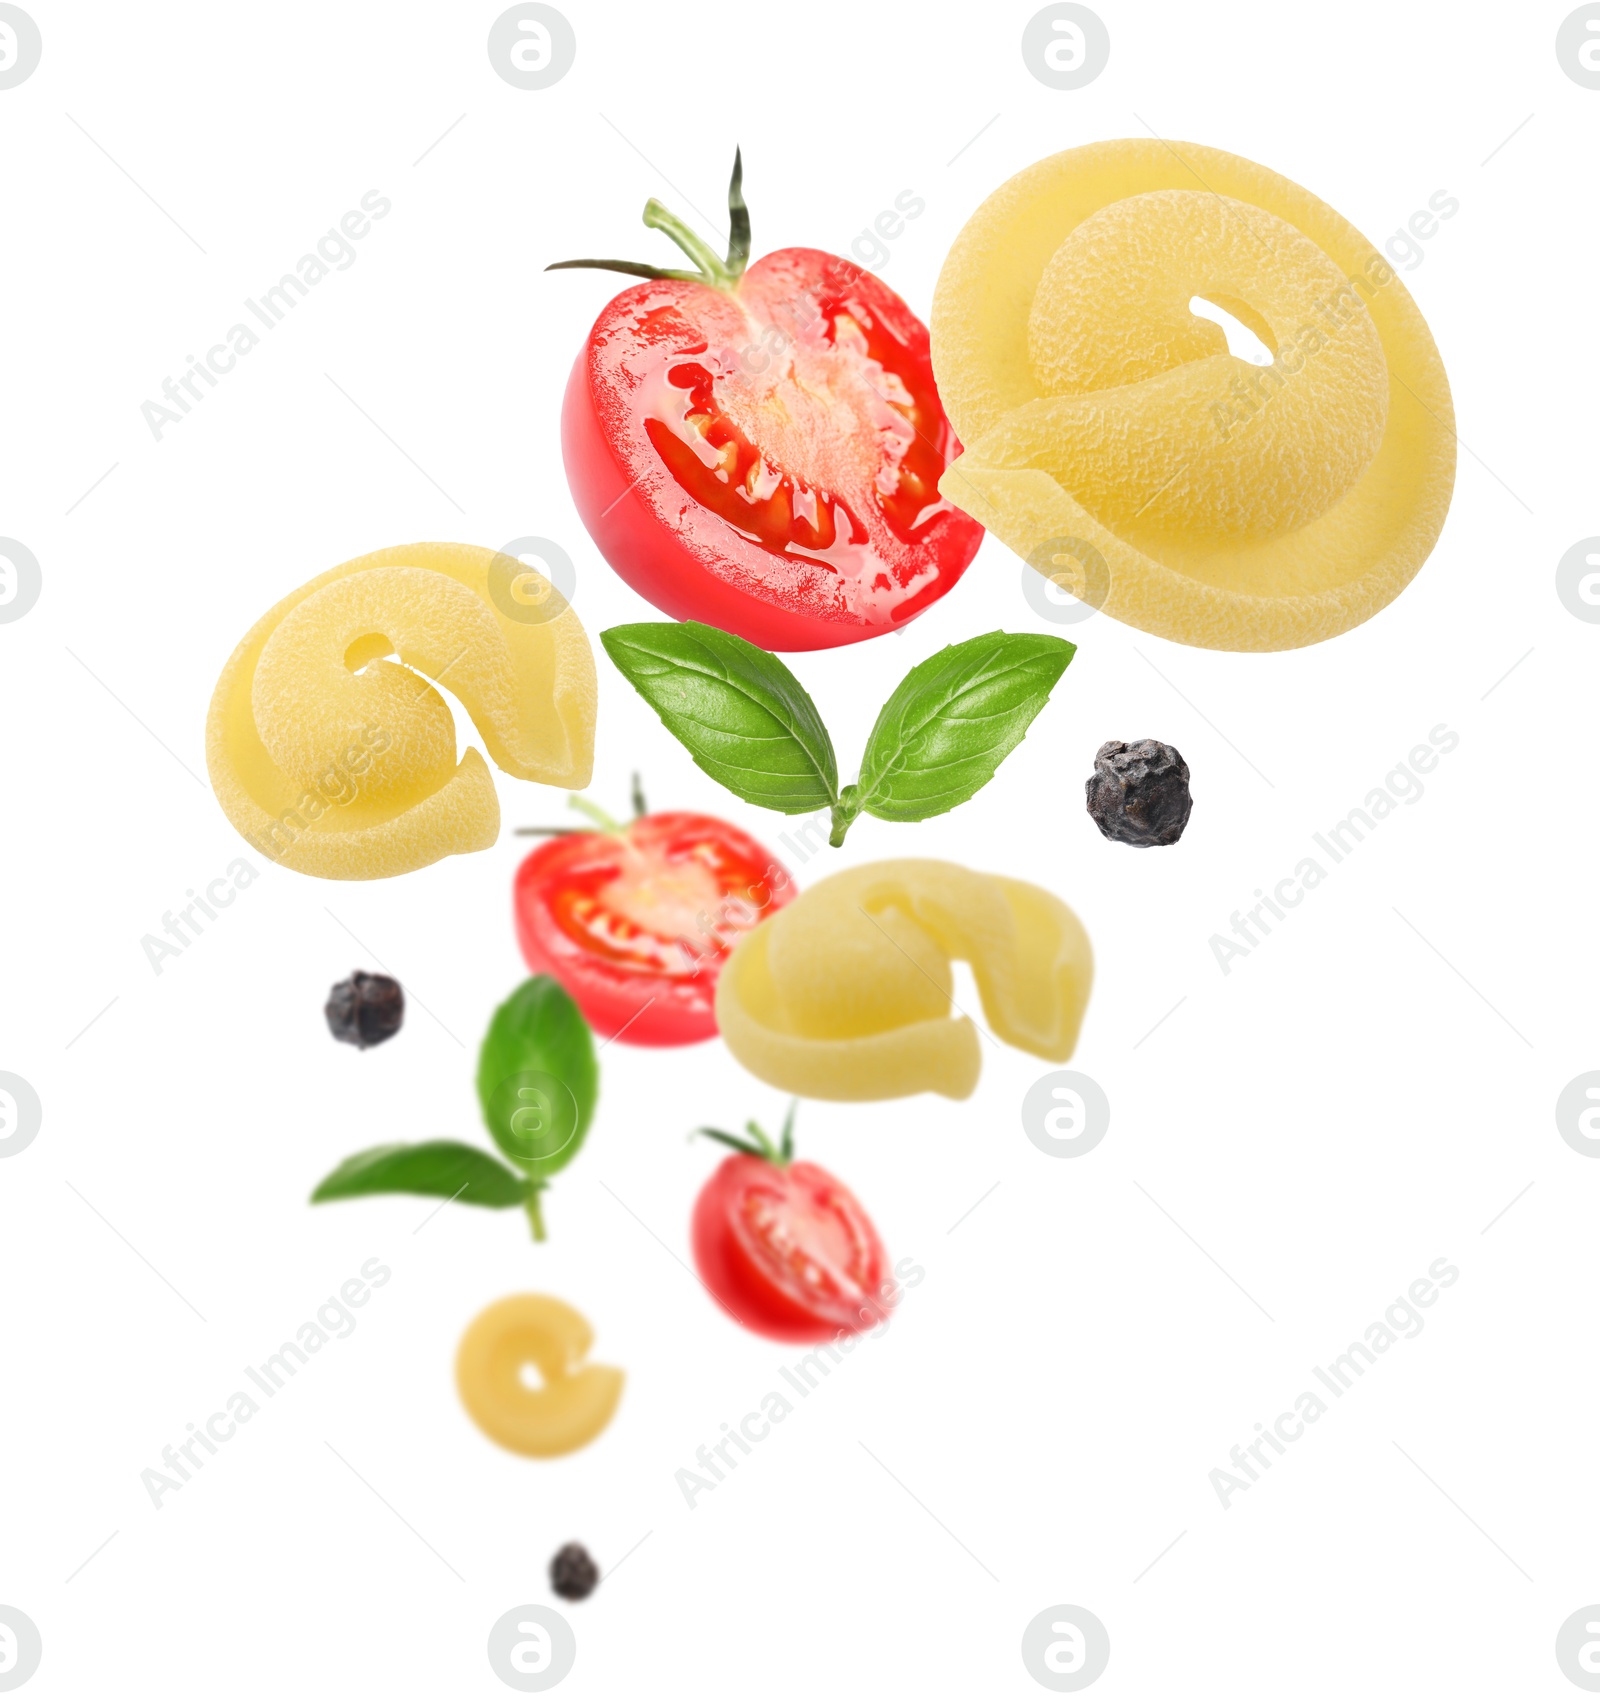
[931,140,1455,651]
[456,1294,624,1459]
[715,859,1092,1101]
[206,542,596,879]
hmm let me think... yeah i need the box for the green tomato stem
[725,148,750,276]
[568,794,626,834]
[544,257,705,283]
[743,1119,779,1162]
[547,154,750,291]
[693,1124,787,1165]
[643,199,736,289]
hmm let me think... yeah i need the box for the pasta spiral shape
[456,1294,623,1459]
[715,859,1092,1101]
[932,140,1455,651]
[206,542,596,880]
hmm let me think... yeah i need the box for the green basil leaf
[600,621,838,814]
[476,976,599,1179]
[310,1141,530,1208]
[854,632,1075,824]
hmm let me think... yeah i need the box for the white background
[0,2,1593,1692]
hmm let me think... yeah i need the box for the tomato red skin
[514,811,793,1047]
[691,1154,894,1344]
[561,248,982,652]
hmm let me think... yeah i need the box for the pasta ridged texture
[206,542,596,880]
[931,140,1454,651]
[715,859,1092,1101]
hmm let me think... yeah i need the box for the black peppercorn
[324,971,405,1048]
[550,1542,599,1601]
[1085,739,1192,846]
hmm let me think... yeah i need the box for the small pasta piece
[715,859,1092,1101]
[455,1294,623,1459]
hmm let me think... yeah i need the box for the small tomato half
[690,1109,893,1343]
[514,805,794,1047]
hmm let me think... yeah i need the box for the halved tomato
[553,152,982,651]
[690,1108,894,1343]
[514,800,794,1046]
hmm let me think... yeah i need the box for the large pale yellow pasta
[456,1294,624,1459]
[932,140,1455,651]
[715,859,1092,1101]
[206,542,595,879]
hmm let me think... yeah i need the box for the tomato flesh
[514,811,793,1046]
[562,248,982,651]
[692,1153,894,1342]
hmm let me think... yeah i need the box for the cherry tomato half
[514,810,794,1047]
[554,155,982,651]
[691,1113,893,1344]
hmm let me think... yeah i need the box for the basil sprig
[601,622,1075,846]
[310,976,598,1242]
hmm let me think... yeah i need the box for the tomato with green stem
[551,151,981,651]
[691,1104,894,1343]
[514,778,795,1046]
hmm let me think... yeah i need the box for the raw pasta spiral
[206,542,596,880]
[456,1294,623,1459]
[931,140,1455,651]
[715,859,1092,1101]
